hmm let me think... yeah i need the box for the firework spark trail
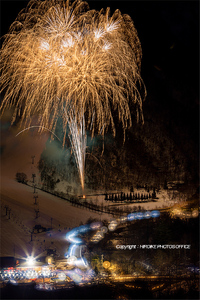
[0,0,146,190]
[64,106,86,192]
[15,126,62,142]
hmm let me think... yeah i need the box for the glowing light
[106,21,119,32]
[119,216,127,223]
[40,39,50,50]
[91,230,104,242]
[90,221,102,230]
[66,232,82,244]
[67,256,77,264]
[26,256,35,266]
[58,272,66,281]
[136,212,144,220]
[108,224,117,231]
[192,210,198,218]
[96,231,104,238]
[127,213,136,221]
[10,280,17,285]
[79,224,90,233]
[101,226,108,233]
[144,211,151,219]
[69,244,76,256]
[66,270,82,283]
[62,36,74,48]
[94,28,105,39]
[48,258,51,265]
[171,208,199,219]
[103,261,110,269]
[151,210,160,218]
[102,41,111,51]
[41,266,51,277]
[66,225,90,244]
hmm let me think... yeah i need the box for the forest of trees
[37,117,198,193]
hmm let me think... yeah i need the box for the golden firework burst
[0,0,146,145]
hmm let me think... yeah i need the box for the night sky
[0,0,199,185]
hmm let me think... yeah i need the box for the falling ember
[0,0,146,191]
